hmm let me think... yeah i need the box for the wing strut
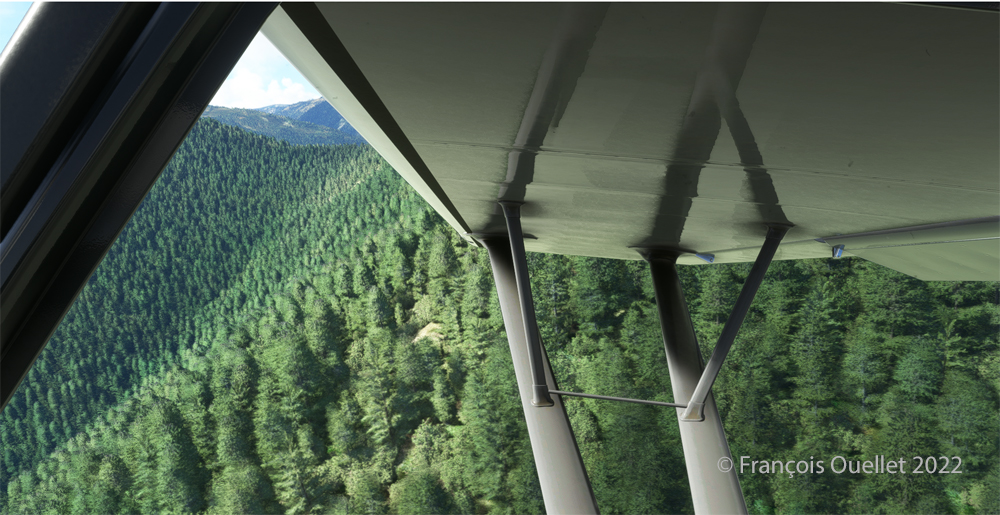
[497,198,789,419]
[479,230,599,515]
[642,246,748,515]
[490,201,789,513]
[672,224,789,421]
[499,201,556,407]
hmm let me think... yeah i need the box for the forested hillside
[1,117,997,514]
[0,118,420,491]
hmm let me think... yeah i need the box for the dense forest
[1,114,997,514]
[0,118,422,495]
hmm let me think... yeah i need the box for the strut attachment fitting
[499,201,554,407]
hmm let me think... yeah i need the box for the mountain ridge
[201,105,364,146]
[254,98,359,136]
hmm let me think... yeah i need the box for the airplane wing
[259,5,998,512]
[262,3,999,280]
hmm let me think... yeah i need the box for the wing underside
[262,3,999,280]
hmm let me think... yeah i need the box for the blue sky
[1,3,320,109]
[210,32,321,108]
[0,2,31,53]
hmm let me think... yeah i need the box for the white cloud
[210,32,320,109]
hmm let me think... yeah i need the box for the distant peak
[255,98,326,114]
[247,98,358,136]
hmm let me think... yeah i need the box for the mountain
[255,98,359,136]
[201,105,364,146]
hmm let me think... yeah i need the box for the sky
[209,32,322,109]
[0,1,31,54]
[0,3,321,110]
